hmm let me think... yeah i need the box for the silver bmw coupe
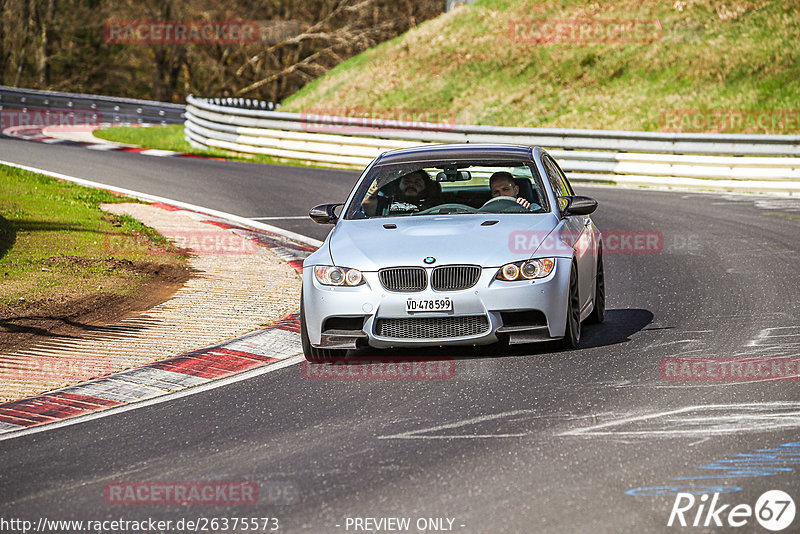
[300,144,604,362]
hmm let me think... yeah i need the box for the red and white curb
[0,316,303,433]
[1,123,225,160]
[0,198,315,435]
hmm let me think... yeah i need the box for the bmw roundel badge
[423,257,436,264]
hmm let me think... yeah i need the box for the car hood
[328,214,559,271]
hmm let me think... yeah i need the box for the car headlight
[496,258,555,281]
[314,265,365,286]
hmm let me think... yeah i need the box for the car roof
[374,144,534,166]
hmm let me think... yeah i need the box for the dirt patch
[0,202,304,404]
[0,260,192,353]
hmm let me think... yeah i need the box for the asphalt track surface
[1,137,800,533]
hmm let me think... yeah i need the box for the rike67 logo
[668,490,795,531]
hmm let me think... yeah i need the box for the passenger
[361,170,440,216]
[488,171,531,209]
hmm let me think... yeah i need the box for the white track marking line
[139,149,179,157]
[0,159,318,439]
[378,409,536,440]
[84,144,121,151]
[560,402,800,438]
[0,159,322,248]
[249,216,310,220]
[0,355,304,442]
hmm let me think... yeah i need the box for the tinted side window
[550,157,575,196]
[543,156,569,212]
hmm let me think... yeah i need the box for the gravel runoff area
[0,203,302,403]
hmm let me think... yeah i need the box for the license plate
[406,297,452,312]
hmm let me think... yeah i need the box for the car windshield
[345,160,549,219]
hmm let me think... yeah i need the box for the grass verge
[92,124,247,160]
[0,164,187,312]
[282,0,800,133]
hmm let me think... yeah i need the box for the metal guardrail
[2,88,798,193]
[0,86,185,125]
[186,95,800,157]
[185,95,800,193]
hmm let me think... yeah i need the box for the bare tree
[34,0,55,86]
[0,0,7,84]
[13,0,32,87]
[1,0,443,103]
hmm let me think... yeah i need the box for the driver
[361,170,440,216]
[488,172,531,209]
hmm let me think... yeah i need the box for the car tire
[561,262,581,349]
[586,245,605,324]
[300,291,347,363]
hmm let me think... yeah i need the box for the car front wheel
[587,245,605,324]
[561,262,581,349]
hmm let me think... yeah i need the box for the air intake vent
[431,265,481,291]
[376,315,490,339]
[378,267,427,292]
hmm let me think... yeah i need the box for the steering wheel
[415,203,476,215]
[479,196,530,213]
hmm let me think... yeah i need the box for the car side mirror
[309,203,343,224]
[561,196,598,216]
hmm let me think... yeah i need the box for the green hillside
[282,0,800,133]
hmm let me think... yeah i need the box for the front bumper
[302,258,572,349]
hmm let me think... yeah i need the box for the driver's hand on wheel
[516,197,531,209]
